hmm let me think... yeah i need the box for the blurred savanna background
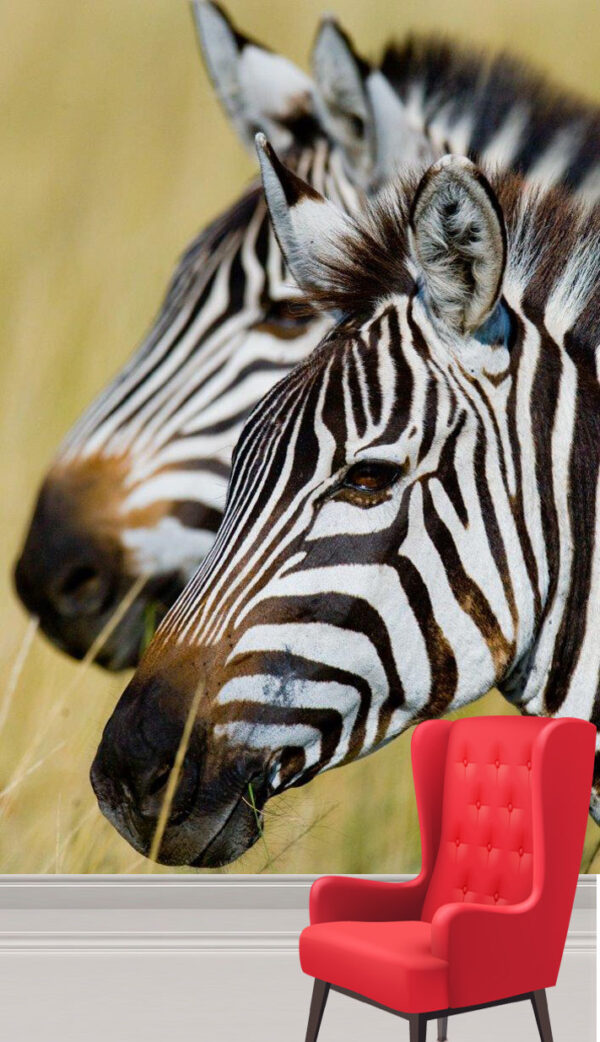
[2,0,600,874]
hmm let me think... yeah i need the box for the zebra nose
[50,560,110,618]
[14,472,122,624]
[90,669,206,846]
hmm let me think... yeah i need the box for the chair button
[463,758,468,767]
[462,885,468,894]
[507,803,513,812]
[519,847,524,856]
[487,843,492,852]
[476,800,481,809]
[455,839,460,847]
[494,892,499,901]
[527,760,532,770]
[495,759,500,768]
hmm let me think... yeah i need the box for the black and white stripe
[378,35,600,201]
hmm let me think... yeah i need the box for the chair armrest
[310,874,428,925]
[430,896,560,1006]
[431,897,540,960]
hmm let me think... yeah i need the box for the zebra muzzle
[89,667,273,867]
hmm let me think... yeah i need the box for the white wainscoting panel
[0,875,594,1041]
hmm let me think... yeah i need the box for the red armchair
[300,716,595,1042]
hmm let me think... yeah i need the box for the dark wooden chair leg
[531,990,554,1042]
[437,1015,448,1040]
[305,980,330,1042]
[408,1013,427,1042]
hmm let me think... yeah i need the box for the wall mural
[4,1,600,873]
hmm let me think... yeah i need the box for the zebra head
[14,6,413,670]
[92,145,600,866]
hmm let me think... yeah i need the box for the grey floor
[0,947,594,1042]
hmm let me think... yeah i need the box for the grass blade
[146,679,205,868]
[0,616,38,739]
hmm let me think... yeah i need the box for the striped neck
[501,318,600,724]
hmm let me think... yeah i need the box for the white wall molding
[0,874,327,909]
[0,930,298,952]
[0,929,593,954]
[0,875,594,954]
[0,873,594,902]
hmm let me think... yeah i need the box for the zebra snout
[90,665,274,867]
[15,475,121,616]
[15,529,117,622]
[13,471,132,661]
[90,669,212,860]
[91,733,201,836]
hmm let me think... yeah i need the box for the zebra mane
[157,140,327,313]
[380,35,600,156]
[162,180,264,307]
[301,169,600,364]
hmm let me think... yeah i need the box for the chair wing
[309,720,452,925]
[429,717,595,1007]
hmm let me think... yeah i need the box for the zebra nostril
[136,755,200,827]
[146,764,173,798]
[51,562,109,618]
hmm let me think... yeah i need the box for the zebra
[92,143,600,868]
[16,5,600,671]
[13,5,359,668]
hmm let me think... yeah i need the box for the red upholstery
[299,716,594,1014]
[421,716,545,920]
[300,921,448,1013]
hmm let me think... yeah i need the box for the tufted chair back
[420,716,586,922]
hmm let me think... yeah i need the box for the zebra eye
[254,299,313,339]
[343,461,401,493]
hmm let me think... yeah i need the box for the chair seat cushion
[299,920,449,1013]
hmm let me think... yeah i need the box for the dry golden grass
[2,0,600,874]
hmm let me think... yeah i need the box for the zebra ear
[256,134,356,297]
[409,155,507,335]
[192,2,315,153]
[311,17,436,185]
[311,18,376,182]
[367,69,438,179]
